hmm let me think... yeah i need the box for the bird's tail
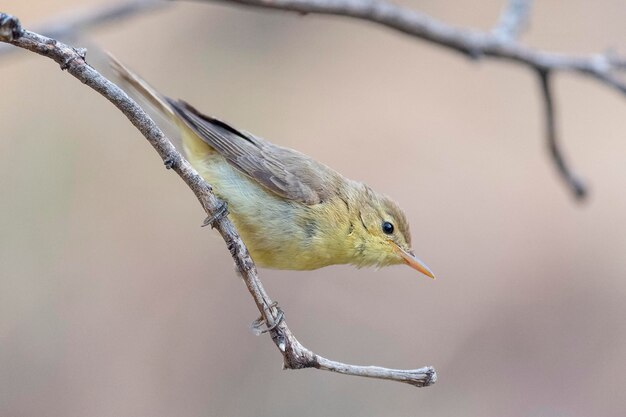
[108,53,217,159]
[107,52,176,121]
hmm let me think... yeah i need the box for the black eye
[382,221,394,235]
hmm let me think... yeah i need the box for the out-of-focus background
[2,1,626,416]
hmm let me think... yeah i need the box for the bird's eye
[382,221,394,235]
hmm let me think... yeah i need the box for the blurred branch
[0,12,436,389]
[492,0,533,41]
[205,0,626,86]
[538,69,586,198]
[0,0,167,58]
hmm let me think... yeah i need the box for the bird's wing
[167,99,334,205]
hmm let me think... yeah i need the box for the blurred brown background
[2,1,626,416]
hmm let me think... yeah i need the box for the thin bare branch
[0,0,166,58]
[0,12,436,388]
[492,0,533,41]
[200,0,626,93]
[537,70,586,199]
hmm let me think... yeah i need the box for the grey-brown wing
[168,99,334,205]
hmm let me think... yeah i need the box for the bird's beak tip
[395,244,436,279]
[410,259,436,279]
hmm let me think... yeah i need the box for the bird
[110,56,435,279]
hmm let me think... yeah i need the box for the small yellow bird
[111,57,434,278]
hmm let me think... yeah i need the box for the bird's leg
[250,301,284,335]
[202,201,228,228]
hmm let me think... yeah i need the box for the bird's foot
[163,155,180,170]
[250,302,284,335]
[0,14,23,40]
[202,201,228,228]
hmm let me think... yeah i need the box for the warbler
[110,57,434,278]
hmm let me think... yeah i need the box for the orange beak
[394,244,435,279]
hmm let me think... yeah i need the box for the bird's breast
[188,152,354,270]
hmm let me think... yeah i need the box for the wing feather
[168,99,335,205]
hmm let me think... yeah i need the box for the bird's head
[352,187,435,279]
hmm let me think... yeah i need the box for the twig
[537,70,586,199]
[0,0,166,58]
[0,12,436,388]
[196,0,625,81]
[492,0,533,41]
[203,0,626,88]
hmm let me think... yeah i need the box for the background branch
[492,0,533,41]
[0,0,166,58]
[204,0,626,86]
[537,69,586,198]
[0,12,436,388]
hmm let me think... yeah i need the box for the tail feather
[108,52,175,120]
[108,53,217,158]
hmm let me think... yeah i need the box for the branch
[0,12,436,388]
[205,0,626,86]
[537,70,586,199]
[0,0,167,58]
[492,0,533,41]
